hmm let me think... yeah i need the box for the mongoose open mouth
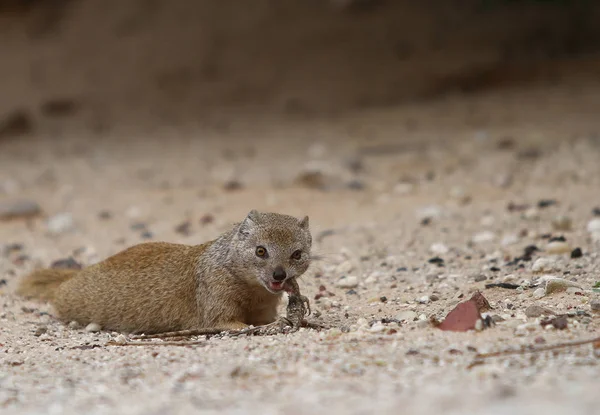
[269,281,284,291]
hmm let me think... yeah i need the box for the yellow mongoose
[17,210,312,334]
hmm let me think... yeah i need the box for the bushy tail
[16,269,78,301]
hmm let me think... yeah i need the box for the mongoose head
[230,210,312,294]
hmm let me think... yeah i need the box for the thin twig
[475,336,600,359]
[106,340,207,347]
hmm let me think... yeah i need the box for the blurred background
[1,0,599,134]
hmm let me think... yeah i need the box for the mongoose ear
[298,215,309,229]
[247,209,261,223]
[239,210,260,236]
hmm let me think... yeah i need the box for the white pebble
[336,276,359,289]
[531,257,559,273]
[356,317,369,328]
[369,322,386,333]
[47,212,76,235]
[523,208,540,220]
[472,231,496,244]
[501,234,520,246]
[533,288,546,299]
[587,219,600,233]
[417,296,430,304]
[113,334,128,344]
[335,261,355,275]
[395,310,417,322]
[546,241,570,255]
[85,323,101,333]
[416,205,443,220]
[430,243,449,254]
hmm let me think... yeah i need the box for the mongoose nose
[272,266,287,281]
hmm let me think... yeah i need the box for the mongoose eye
[255,246,268,258]
[291,250,302,260]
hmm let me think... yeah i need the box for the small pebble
[85,323,101,333]
[523,208,540,220]
[336,276,359,289]
[532,257,559,273]
[472,231,496,244]
[550,315,568,330]
[545,278,582,295]
[417,295,430,304]
[590,300,600,312]
[369,322,386,333]
[395,310,417,322]
[430,243,449,255]
[570,248,583,259]
[34,326,48,337]
[98,210,112,220]
[587,218,600,233]
[175,221,192,236]
[551,216,572,231]
[533,288,546,299]
[114,334,128,344]
[525,305,554,318]
[538,199,557,208]
[546,241,570,255]
[501,234,519,246]
[0,200,41,221]
[47,212,76,235]
[429,294,440,302]
[68,321,80,329]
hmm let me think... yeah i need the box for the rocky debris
[47,212,76,235]
[0,200,42,221]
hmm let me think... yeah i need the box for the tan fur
[16,210,312,334]
[16,268,78,301]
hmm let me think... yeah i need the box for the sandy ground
[1,1,600,414]
[2,81,600,414]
